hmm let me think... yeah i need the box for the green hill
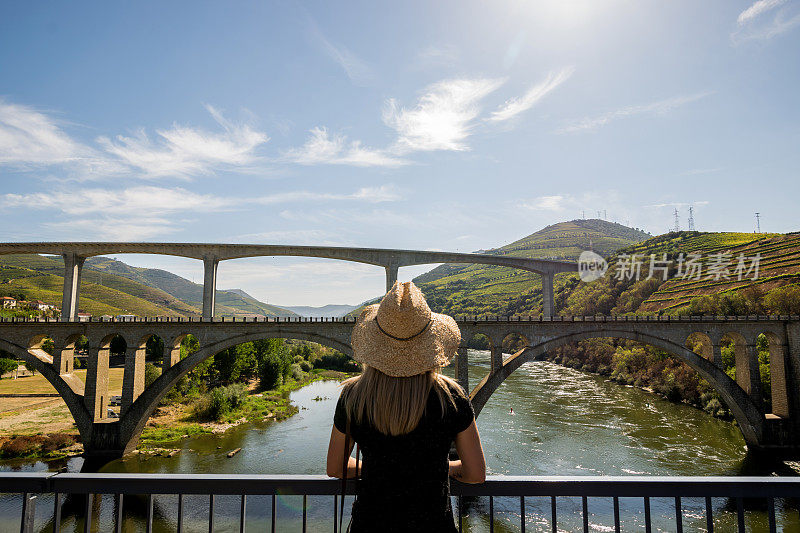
[413,219,651,316]
[0,254,295,318]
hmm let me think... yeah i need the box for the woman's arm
[326,425,361,478]
[449,420,486,483]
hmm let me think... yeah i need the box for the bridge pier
[202,256,219,321]
[542,273,554,318]
[60,253,85,322]
[490,344,503,372]
[385,264,398,293]
[121,346,144,415]
[84,347,109,422]
[163,341,181,369]
[52,344,74,374]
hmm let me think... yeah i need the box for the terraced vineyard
[633,232,800,312]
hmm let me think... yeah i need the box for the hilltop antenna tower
[673,208,680,232]
[755,212,761,233]
[687,206,695,231]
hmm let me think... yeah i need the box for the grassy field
[0,367,125,395]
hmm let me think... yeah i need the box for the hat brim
[351,304,461,377]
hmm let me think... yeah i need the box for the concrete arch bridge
[1,315,799,458]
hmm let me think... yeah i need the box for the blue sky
[1,1,799,306]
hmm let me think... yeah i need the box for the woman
[327,281,486,532]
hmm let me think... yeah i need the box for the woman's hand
[449,421,486,483]
[326,425,361,478]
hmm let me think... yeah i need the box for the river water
[2,351,798,531]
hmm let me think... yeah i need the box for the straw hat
[351,281,461,377]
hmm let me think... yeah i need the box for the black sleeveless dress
[333,381,475,533]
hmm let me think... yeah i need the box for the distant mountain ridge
[282,304,360,317]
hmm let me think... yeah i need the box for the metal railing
[2,473,800,532]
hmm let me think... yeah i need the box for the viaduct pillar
[541,273,555,318]
[202,256,219,321]
[385,264,398,293]
[61,253,85,322]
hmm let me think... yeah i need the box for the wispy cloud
[643,200,710,209]
[733,0,800,41]
[282,127,406,167]
[307,18,372,86]
[0,101,270,180]
[97,105,269,179]
[488,67,574,123]
[414,44,460,69]
[383,78,505,153]
[679,167,722,176]
[1,184,401,216]
[0,100,120,175]
[518,195,568,211]
[558,92,712,134]
[737,0,786,25]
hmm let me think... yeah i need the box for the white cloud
[558,92,712,134]
[307,18,372,86]
[2,184,400,219]
[43,216,182,241]
[1,186,233,216]
[488,67,574,123]
[415,44,460,69]
[97,105,269,179]
[643,201,710,208]
[283,127,406,167]
[518,195,567,211]
[737,0,786,25]
[383,78,505,153]
[733,0,800,41]
[0,100,119,176]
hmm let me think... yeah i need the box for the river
[2,350,798,531]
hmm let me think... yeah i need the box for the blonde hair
[341,366,463,436]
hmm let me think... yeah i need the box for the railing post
[457,345,469,393]
[61,253,85,322]
[202,256,219,321]
[20,493,36,533]
[542,272,555,319]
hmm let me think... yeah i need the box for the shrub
[144,363,161,388]
[208,383,248,420]
[299,360,312,372]
[290,363,304,381]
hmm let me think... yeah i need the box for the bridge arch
[0,338,93,442]
[469,329,766,448]
[119,330,352,453]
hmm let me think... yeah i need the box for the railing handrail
[3,473,800,498]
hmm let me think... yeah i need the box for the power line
[687,206,695,231]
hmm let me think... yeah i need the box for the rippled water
[2,351,797,531]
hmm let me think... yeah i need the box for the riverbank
[0,369,352,462]
[138,369,350,450]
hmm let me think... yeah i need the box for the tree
[0,358,17,378]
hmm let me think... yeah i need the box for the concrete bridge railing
[1,316,800,457]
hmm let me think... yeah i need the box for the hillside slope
[413,219,650,316]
